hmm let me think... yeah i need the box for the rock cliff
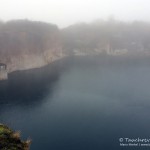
[0,20,62,80]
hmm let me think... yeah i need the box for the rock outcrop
[0,124,31,150]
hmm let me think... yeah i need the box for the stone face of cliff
[6,49,62,73]
[0,20,62,74]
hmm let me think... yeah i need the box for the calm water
[1,56,150,150]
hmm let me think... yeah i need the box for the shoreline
[0,55,66,81]
[1,54,150,82]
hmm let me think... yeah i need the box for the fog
[0,0,150,27]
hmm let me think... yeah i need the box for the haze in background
[0,0,149,28]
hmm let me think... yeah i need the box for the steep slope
[0,20,62,74]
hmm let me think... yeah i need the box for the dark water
[1,56,150,150]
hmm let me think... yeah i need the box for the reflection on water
[1,56,150,150]
[0,59,66,107]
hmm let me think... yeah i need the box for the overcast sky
[0,0,149,28]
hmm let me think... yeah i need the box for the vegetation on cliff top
[62,20,150,55]
[0,124,31,150]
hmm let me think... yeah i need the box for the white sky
[0,0,149,28]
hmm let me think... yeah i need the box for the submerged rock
[0,124,31,150]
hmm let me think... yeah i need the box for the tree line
[0,19,150,58]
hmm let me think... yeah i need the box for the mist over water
[0,56,150,150]
[1,0,150,149]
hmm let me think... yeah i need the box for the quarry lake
[1,56,150,150]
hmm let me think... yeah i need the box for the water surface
[0,56,150,150]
